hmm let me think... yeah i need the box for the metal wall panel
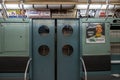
[32,19,55,80]
[4,23,27,51]
[0,21,29,56]
[81,18,110,55]
[0,25,2,52]
[80,18,111,80]
[57,19,80,80]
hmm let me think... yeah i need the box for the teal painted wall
[0,25,2,52]
[81,18,110,55]
[0,19,30,57]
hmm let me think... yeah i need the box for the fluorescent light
[24,4,33,9]
[76,4,102,9]
[89,4,101,9]
[6,4,19,9]
[0,5,2,9]
[76,4,117,9]
[76,5,87,9]
[101,5,107,9]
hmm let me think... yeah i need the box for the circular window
[62,45,73,56]
[38,25,49,36]
[62,25,73,36]
[38,45,49,56]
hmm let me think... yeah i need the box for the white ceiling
[4,0,120,3]
[0,0,119,9]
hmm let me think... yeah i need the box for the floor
[0,76,120,80]
[82,75,120,80]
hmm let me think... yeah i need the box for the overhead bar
[2,0,119,5]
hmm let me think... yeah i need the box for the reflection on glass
[38,45,49,56]
[62,45,73,56]
[38,25,49,36]
[62,25,73,36]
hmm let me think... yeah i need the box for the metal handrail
[24,58,32,80]
[80,57,87,80]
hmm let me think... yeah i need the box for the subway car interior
[0,0,120,80]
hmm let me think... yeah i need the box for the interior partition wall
[32,19,80,80]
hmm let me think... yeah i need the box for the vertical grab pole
[1,0,8,19]
[105,0,109,21]
[20,0,25,21]
[112,4,116,18]
[86,0,91,21]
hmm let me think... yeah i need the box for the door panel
[32,19,55,80]
[57,19,80,80]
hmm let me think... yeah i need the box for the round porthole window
[62,45,73,56]
[62,25,73,36]
[38,45,49,56]
[38,25,49,36]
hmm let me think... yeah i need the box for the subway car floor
[0,78,28,80]
[85,75,120,80]
[0,76,120,80]
[0,75,120,80]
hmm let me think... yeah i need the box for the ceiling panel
[5,0,20,1]
[5,0,19,1]
[110,0,120,3]
[25,0,77,2]
[78,0,120,4]
[3,0,120,4]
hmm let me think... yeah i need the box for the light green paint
[81,18,110,55]
[0,19,29,56]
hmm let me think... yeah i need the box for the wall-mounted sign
[99,11,106,17]
[27,10,50,18]
[86,23,105,43]
[7,9,27,18]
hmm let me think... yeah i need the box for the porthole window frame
[62,25,73,36]
[38,25,49,36]
[38,45,50,56]
[62,44,73,56]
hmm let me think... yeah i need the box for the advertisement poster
[86,23,105,43]
[7,9,27,18]
[27,10,50,18]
